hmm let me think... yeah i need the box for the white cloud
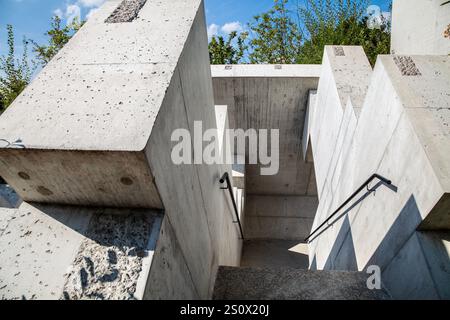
[208,21,246,39]
[221,21,243,34]
[66,4,81,24]
[86,8,100,20]
[53,8,63,18]
[78,0,106,8]
[207,23,219,39]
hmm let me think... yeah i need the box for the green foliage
[0,25,36,113]
[248,0,301,64]
[31,15,84,66]
[297,0,391,66]
[208,0,391,67]
[209,31,248,64]
[0,16,83,112]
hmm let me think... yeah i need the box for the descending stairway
[213,266,390,300]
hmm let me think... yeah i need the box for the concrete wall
[212,65,320,240]
[143,3,242,299]
[0,0,243,300]
[306,46,450,298]
[391,0,450,55]
[212,65,320,196]
[245,195,318,240]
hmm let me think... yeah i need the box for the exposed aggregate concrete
[61,213,155,300]
[105,0,147,23]
[393,56,422,76]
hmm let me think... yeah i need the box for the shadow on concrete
[313,193,450,298]
[315,194,419,273]
[323,216,357,270]
[29,202,162,254]
[308,179,397,243]
[364,195,422,271]
[240,239,309,269]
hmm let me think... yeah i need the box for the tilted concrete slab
[0,0,203,208]
[307,48,450,298]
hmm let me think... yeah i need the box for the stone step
[213,266,390,300]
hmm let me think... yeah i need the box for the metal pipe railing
[304,173,392,243]
[220,172,244,240]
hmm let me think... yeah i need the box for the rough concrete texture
[305,47,450,298]
[212,65,320,196]
[391,0,450,55]
[0,202,162,300]
[212,65,320,242]
[0,0,202,208]
[105,0,147,23]
[393,56,422,76]
[1,0,243,300]
[61,212,160,300]
[213,266,390,300]
[143,2,243,298]
[0,150,162,208]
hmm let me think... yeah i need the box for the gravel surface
[393,56,422,76]
[105,0,147,23]
[61,213,155,300]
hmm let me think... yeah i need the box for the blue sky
[0,0,392,58]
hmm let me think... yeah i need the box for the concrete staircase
[213,266,390,300]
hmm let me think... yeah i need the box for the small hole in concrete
[37,186,53,196]
[120,177,133,186]
[18,172,30,180]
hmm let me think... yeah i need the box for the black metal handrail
[220,172,244,240]
[304,173,392,243]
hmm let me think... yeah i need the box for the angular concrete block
[0,0,203,208]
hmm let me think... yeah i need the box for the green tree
[297,0,391,66]
[248,0,301,64]
[0,25,36,113]
[209,31,248,64]
[31,15,84,66]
